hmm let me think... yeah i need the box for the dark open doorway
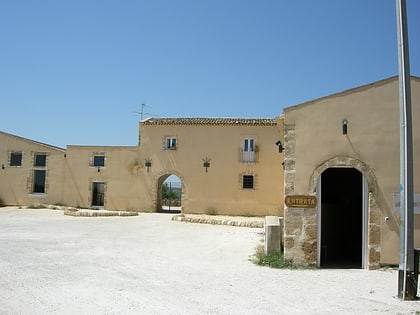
[320,168,363,268]
[91,182,105,207]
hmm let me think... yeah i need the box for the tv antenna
[135,103,158,120]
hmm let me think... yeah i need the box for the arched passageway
[156,174,182,213]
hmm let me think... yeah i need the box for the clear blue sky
[1,0,419,148]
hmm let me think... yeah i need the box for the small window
[34,153,47,167]
[33,170,46,193]
[243,175,254,189]
[9,152,23,166]
[165,138,177,150]
[93,155,105,167]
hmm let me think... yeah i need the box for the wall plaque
[285,195,317,208]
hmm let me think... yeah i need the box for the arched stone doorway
[155,173,184,213]
[309,156,380,269]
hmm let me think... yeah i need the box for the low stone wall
[172,214,263,228]
[64,208,138,217]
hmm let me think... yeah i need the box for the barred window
[93,155,105,167]
[242,175,254,189]
[9,152,23,166]
[34,153,47,167]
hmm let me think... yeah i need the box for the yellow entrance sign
[285,195,317,208]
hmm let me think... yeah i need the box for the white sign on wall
[393,193,420,214]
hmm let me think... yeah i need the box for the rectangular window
[34,153,47,167]
[9,152,23,166]
[243,175,254,189]
[242,138,256,162]
[165,138,177,150]
[33,170,46,193]
[243,139,254,152]
[93,155,105,167]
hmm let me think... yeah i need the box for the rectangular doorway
[92,182,105,207]
[319,168,365,268]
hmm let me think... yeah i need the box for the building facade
[1,118,284,216]
[1,76,419,268]
[283,76,420,269]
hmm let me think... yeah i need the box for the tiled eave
[141,117,278,126]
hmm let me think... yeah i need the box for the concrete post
[264,216,283,254]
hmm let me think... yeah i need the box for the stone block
[284,236,295,250]
[302,240,317,264]
[283,159,295,170]
[369,247,381,269]
[369,224,381,246]
[285,186,295,195]
[264,216,283,254]
[305,224,317,239]
[284,216,302,235]
[369,209,382,225]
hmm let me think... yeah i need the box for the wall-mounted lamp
[275,140,284,153]
[97,167,101,172]
[203,157,211,172]
[342,118,348,135]
[145,158,152,173]
[1,164,4,170]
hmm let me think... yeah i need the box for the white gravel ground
[0,207,419,314]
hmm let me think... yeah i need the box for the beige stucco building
[1,76,419,268]
[283,76,420,269]
[0,117,284,216]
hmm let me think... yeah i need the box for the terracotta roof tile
[141,117,277,126]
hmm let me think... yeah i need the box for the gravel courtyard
[0,207,419,314]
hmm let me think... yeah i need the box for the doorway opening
[157,174,182,213]
[319,168,364,268]
[91,182,105,207]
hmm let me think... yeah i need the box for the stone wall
[283,123,317,266]
[284,207,317,266]
[368,192,381,269]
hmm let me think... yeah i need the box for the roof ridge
[141,117,277,126]
[0,131,66,151]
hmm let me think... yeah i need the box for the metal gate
[160,181,181,213]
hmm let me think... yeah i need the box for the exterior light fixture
[145,158,152,172]
[97,167,101,172]
[1,164,4,170]
[275,140,284,153]
[342,118,348,135]
[203,157,211,172]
